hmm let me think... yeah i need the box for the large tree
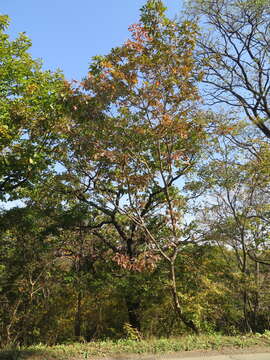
[52,0,205,332]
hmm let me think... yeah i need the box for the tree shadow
[0,348,56,360]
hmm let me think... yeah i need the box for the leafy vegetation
[0,15,67,201]
[1,0,270,353]
[2,333,270,360]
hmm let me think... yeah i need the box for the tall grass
[1,333,270,360]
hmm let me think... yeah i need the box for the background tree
[194,123,270,332]
[187,0,270,138]
[0,206,60,346]
[0,15,67,200]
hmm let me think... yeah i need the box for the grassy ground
[1,333,270,360]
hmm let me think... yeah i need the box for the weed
[1,334,270,360]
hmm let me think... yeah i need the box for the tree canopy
[187,0,270,138]
[0,15,67,200]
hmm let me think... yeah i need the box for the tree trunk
[125,296,141,331]
[253,261,260,332]
[170,262,199,334]
[74,291,82,338]
[243,290,252,332]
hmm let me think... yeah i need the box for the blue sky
[1,0,183,80]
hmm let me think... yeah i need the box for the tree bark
[170,262,199,334]
[243,290,252,333]
[74,291,82,338]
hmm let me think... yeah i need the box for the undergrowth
[1,332,270,360]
